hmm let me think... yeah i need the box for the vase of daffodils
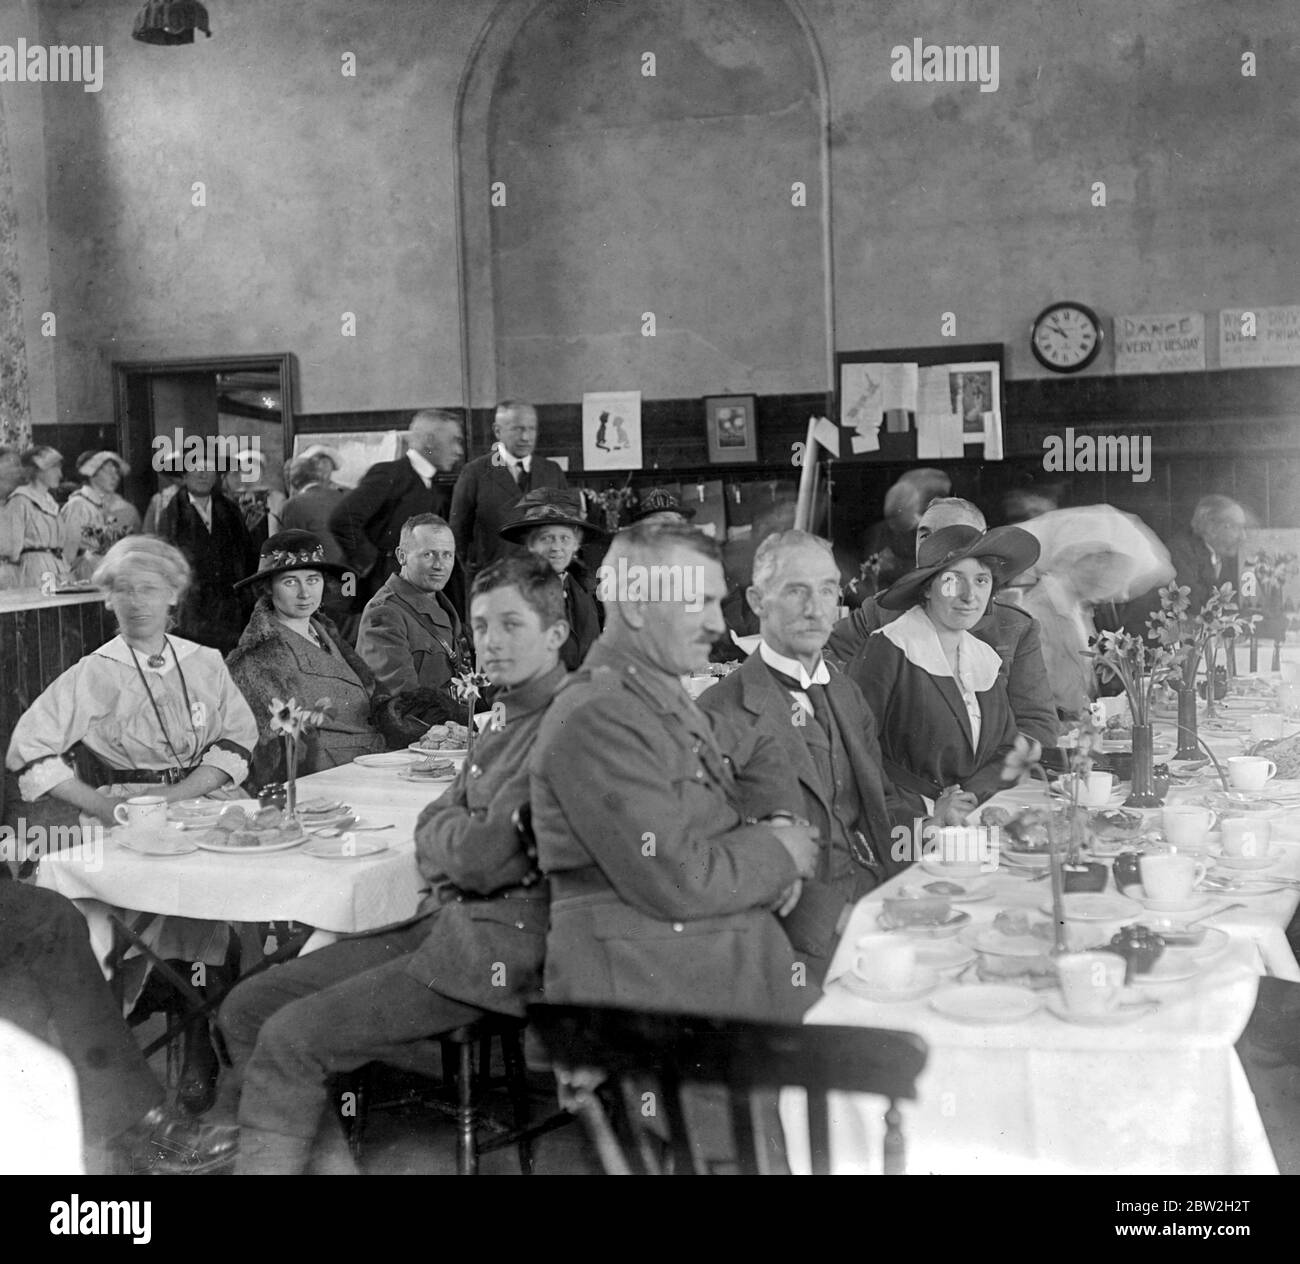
[267,696,332,818]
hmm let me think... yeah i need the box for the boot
[114,1104,239,1175]
[178,1017,220,1116]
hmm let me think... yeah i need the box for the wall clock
[1030,301,1103,373]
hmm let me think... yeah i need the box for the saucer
[929,984,1042,1024]
[1138,894,1213,914]
[876,909,970,938]
[1045,995,1158,1025]
[920,858,995,880]
[912,941,977,972]
[1135,948,1204,983]
[919,877,993,903]
[1040,892,1142,921]
[352,751,422,768]
[112,826,198,856]
[303,835,389,860]
[837,966,939,1003]
[1215,849,1282,871]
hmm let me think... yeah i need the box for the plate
[1135,948,1205,983]
[836,966,939,1003]
[292,809,354,831]
[1214,849,1282,871]
[193,830,306,854]
[1138,894,1213,915]
[1201,879,1291,897]
[303,836,389,860]
[399,764,459,782]
[959,924,1050,959]
[876,909,970,938]
[920,858,995,879]
[929,984,1042,1024]
[112,826,197,856]
[912,941,977,972]
[999,848,1052,870]
[352,751,422,768]
[1045,995,1158,1026]
[1051,786,1128,809]
[1041,892,1142,921]
[408,743,469,757]
[938,878,994,903]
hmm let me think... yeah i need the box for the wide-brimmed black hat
[630,487,696,522]
[877,523,1040,610]
[499,489,607,543]
[234,529,351,590]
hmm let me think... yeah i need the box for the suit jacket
[827,595,1058,750]
[402,663,566,1015]
[158,489,259,654]
[280,484,348,563]
[530,639,811,1024]
[356,573,466,715]
[449,451,568,577]
[698,652,911,962]
[849,631,1018,813]
[328,457,464,613]
[1168,530,1239,618]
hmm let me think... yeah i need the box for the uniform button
[455,895,464,903]
[672,922,684,932]
[470,764,482,778]
[695,770,705,780]
[515,921,525,930]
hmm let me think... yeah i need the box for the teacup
[113,794,168,829]
[852,934,916,991]
[1140,852,1208,903]
[1250,714,1284,743]
[1226,756,1278,793]
[1162,803,1217,850]
[1060,771,1115,806]
[933,825,991,874]
[1221,816,1272,858]
[1056,952,1126,1015]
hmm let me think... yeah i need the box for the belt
[20,548,55,556]
[113,767,192,786]
[549,866,614,902]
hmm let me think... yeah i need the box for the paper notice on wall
[1219,306,1300,368]
[840,362,918,454]
[1114,311,1206,374]
[982,411,1004,459]
[916,412,943,459]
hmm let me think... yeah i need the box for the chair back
[529,1003,927,1175]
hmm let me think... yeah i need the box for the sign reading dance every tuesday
[1112,311,1206,374]
[1219,304,1300,369]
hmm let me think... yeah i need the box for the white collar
[94,635,204,673]
[10,483,57,512]
[758,639,830,688]
[496,443,530,472]
[407,448,437,481]
[73,485,106,507]
[878,605,1001,692]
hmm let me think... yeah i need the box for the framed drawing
[582,391,642,471]
[705,395,757,464]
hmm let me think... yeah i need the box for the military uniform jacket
[698,651,911,961]
[356,573,466,712]
[402,662,568,1016]
[530,640,812,1024]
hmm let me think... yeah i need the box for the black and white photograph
[1,0,1299,1207]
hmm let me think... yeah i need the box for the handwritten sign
[1113,311,1205,374]
[1219,305,1300,369]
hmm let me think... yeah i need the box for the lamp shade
[133,0,212,45]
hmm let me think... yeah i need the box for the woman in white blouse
[59,451,141,582]
[848,524,1040,825]
[1,445,69,590]
[6,535,258,1112]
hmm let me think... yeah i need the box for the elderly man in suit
[219,554,570,1174]
[450,401,568,583]
[355,513,466,722]
[827,497,1058,754]
[698,530,911,976]
[530,521,821,1025]
[1169,494,1247,614]
[329,409,466,614]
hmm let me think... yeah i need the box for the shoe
[116,1105,239,1175]
[178,1021,220,1116]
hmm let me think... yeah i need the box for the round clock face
[1031,302,1103,373]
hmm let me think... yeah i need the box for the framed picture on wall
[705,395,757,464]
[582,390,642,471]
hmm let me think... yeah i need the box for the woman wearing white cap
[1,446,70,590]
[60,451,141,582]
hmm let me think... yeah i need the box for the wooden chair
[528,1002,929,1175]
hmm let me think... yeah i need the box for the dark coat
[848,631,1018,814]
[158,488,259,655]
[698,651,911,962]
[1168,530,1240,618]
[449,451,567,578]
[530,639,811,1024]
[328,457,465,614]
[827,594,1058,750]
[560,566,601,670]
[401,663,567,1015]
[280,484,348,564]
[225,597,437,788]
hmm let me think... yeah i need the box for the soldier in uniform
[530,521,821,1026]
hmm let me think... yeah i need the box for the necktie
[516,462,531,493]
[768,665,833,739]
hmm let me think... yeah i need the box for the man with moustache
[530,521,820,1025]
[450,401,568,583]
[356,514,467,724]
[699,530,911,977]
[330,409,466,614]
[220,554,570,1174]
[827,497,1057,753]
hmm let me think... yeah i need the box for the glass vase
[1174,687,1200,760]
[283,735,298,819]
[1202,645,1220,721]
[1124,723,1164,807]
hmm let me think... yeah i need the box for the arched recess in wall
[455,0,834,413]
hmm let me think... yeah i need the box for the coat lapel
[737,655,831,818]
[929,674,975,752]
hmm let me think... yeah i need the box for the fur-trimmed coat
[226,597,444,790]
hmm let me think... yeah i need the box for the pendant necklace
[128,638,201,772]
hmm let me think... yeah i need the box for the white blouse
[7,635,258,800]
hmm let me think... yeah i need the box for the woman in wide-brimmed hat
[847,523,1040,825]
[499,489,606,669]
[60,451,141,581]
[227,530,437,785]
[629,487,696,525]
